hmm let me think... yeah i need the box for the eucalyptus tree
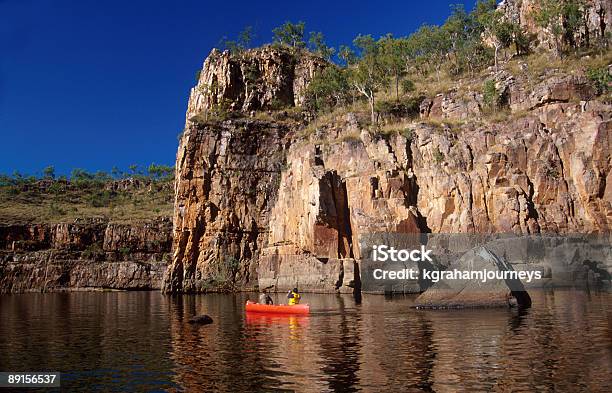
[419,25,451,81]
[338,45,357,66]
[305,65,350,112]
[308,31,335,60]
[474,0,519,70]
[272,21,306,48]
[350,35,389,124]
[378,34,408,100]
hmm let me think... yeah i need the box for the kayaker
[287,288,301,305]
[259,290,273,305]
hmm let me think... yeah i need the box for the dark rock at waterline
[188,315,213,325]
[414,246,532,309]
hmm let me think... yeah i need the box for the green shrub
[483,79,499,110]
[205,256,242,290]
[375,97,421,119]
[545,159,560,178]
[402,128,415,141]
[225,256,240,276]
[48,182,65,194]
[269,97,287,110]
[401,79,416,94]
[71,168,96,188]
[87,190,113,208]
[147,163,173,180]
[272,21,306,48]
[210,98,234,120]
[0,175,12,187]
[4,186,19,196]
[42,166,55,179]
[305,66,350,113]
[545,167,560,178]
[433,147,445,164]
[586,66,611,95]
[243,62,260,84]
[83,242,104,260]
[374,100,394,115]
[48,203,66,217]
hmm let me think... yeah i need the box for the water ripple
[0,290,610,392]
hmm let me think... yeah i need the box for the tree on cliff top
[474,0,529,66]
[474,0,509,71]
[442,4,495,76]
[43,165,55,180]
[415,25,451,81]
[308,31,335,60]
[338,45,357,66]
[350,35,389,124]
[378,34,407,101]
[219,26,254,54]
[272,21,306,48]
[305,65,350,112]
[147,163,174,180]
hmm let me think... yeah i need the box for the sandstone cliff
[186,46,326,119]
[0,219,172,293]
[163,47,612,294]
[500,0,611,50]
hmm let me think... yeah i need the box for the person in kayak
[259,290,273,305]
[287,288,301,305]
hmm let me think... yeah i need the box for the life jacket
[288,291,301,305]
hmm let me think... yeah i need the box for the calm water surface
[0,290,610,392]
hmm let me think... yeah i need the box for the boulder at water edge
[188,315,214,325]
[414,246,532,309]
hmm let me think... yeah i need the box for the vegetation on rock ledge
[209,0,610,132]
[0,165,174,224]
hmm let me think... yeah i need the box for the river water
[0,290,610,392]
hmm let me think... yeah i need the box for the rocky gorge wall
[163,47,612,294]
[162,117,293,293]
[186,46,326,118]
[0,219,172,293]
[252,98,611,293]
[500,0,611,50]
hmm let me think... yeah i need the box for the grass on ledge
[0,180,174,225]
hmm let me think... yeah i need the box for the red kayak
[245,300,310,314]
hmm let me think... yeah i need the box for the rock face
[500,0,612,50]
[414,246,532,309]
[504,74,596,112]
[414,234,611,307]
[163,118,294,293]
[420,91,483,121]
[0,219,172,293]
[186,46,327,119]
[164,47,612,294]
[419,72,598,121]
[415,102,611,234]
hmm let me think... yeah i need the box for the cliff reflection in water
[167,290,611,392]
[0,292,177,391]
[0,290,610,392]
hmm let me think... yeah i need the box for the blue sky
[0,0,477,176]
